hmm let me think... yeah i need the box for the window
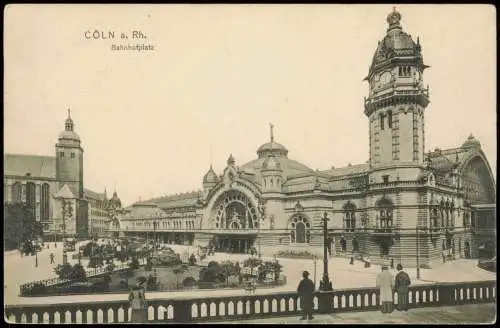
[380,113,385,130]
[377,198,393,233]
[59,151,64,158]
[343,203,356,232]
[288,215,311,244]
[71,152,75,158]
[387,110,393,128]
[382,175,389,184]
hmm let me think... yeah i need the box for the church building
[4,111,123,239]
[112,9,496,267]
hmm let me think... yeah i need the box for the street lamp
[318,212,333,291]
[416,225,421,279]
[313,255,318,287]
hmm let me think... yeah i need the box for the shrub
[199,262,222,283]
[129,257,140,270]
[182,276,196,287]
[54,263,73,280]
[106,263,116,272]
[28,282,47,296]
[119,279,129,289]
[158,253,182,267]
[189,254,197,266]
[277,250,315,259]
[120,268,134,279]
[70,263,87,281]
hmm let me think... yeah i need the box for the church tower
[55,109,84,198]
[364,8,430,172]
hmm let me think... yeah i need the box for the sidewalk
[212,303,496,324]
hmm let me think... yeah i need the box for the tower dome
[462,134,481,149]
[257,123,289,158]
[58,109,81,142]
[203,165,219,184]
[368,7,425,76]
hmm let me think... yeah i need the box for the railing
[5,280,495,324]
[19,261,143,296]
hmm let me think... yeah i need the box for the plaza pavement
[4,243,496,306]
[210,303,497,324]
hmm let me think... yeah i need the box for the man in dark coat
[297,270,315,320]
[394,263,411,312]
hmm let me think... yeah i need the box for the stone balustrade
[5,280,495,324]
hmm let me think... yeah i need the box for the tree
[172,264,189,288]
[70,263,87,281]
[219,261,239,284]
[4,203,40,251]
[54,263,73,280]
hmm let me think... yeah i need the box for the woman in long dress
[376,264,394,313]
[129,281,148,323]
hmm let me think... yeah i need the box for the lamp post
[313,255,318,287]
[319,212,333,291]
[416,225,421,279]
[35,246,38,268]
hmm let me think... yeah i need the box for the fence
[6,280,495,324]
[19,262,132,296]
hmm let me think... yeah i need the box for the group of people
[376,263,412,313]
[127,262,412,323]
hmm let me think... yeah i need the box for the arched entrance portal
[210,190,259,254]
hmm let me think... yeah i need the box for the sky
[4,4,497,207]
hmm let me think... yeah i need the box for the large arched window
[11,182,22,203]
[40,183,50,222]
[377,198,394,232]
[288,215,311,244]
[26,182,36,216]
[343,202,356,232]
[212,190,259,230]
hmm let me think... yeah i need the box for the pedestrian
[376,264,394,313]
[390,259,394,270]
[340,236,347,254]
[50,252,55,264]
[442,249,446,263]
[129,280,148,323]
[364,254,371,268]
[394,264,411,312]
[350,256,354,265]
[297,270,315,320]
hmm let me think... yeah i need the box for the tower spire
[210,144,213,169]
[64,108,74,131]
[270,123,274,143]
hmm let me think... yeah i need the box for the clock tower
[364,8,430,173]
